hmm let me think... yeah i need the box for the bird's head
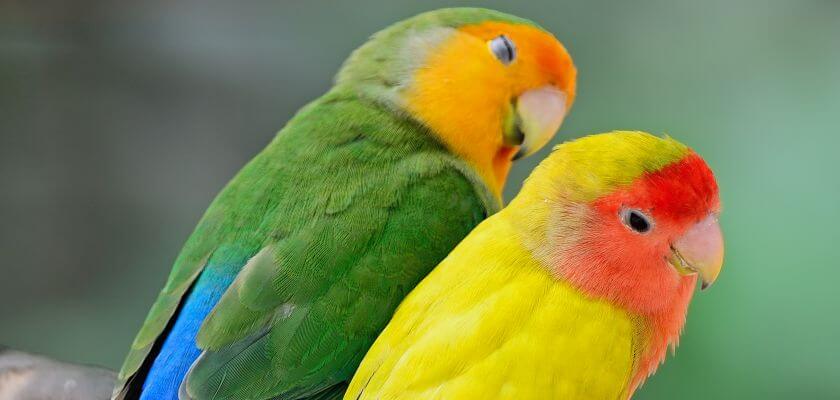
[507,131,723,315]
[336,8,576,197]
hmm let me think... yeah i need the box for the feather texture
[139,265,237,400]
[114,89,498,400]
[346,214,637,399]
[346,131,721,399]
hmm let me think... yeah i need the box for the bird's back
[116,89,499,399]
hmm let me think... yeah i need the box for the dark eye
[488,35,516,65]
[620,208,653,234]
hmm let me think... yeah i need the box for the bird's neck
[627,278,696,395]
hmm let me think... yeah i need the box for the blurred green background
[1,0,838,398]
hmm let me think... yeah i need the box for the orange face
[403,22,576,198]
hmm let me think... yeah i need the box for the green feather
[116,90,498,399]
[114,7,535,399]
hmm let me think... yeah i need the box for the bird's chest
[444,291,638,400]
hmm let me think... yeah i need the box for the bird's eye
[488,35,517,65]
[620,208,653,234]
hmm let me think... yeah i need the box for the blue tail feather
[139,266,236,400]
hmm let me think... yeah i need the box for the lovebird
[114,8,576,400]
[346,131,725,400]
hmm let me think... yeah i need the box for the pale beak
[668,214,725,290]
[509,85,568,160]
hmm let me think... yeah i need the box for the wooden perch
[0,346,115,400]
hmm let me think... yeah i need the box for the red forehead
[595,152,719,223]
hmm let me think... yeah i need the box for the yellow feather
[519,130,689,204]
[346,213,636,399]
[346,131,695,399]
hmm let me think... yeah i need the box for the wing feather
[184,167,489,399]
[114,92,499,399]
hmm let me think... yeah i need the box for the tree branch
[0,346,115,400]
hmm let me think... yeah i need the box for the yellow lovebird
[345,131,724,400]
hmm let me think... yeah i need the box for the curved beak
[506,85,568,160]
[668,214,725,290]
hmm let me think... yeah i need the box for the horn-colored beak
[668,214,725,290]
[508,85,568,160]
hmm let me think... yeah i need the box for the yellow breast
[346,211,639,400]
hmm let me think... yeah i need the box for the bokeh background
[1,1,838,398]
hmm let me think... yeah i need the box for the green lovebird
[114,8,576,400]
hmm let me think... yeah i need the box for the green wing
[184,162,486,400]
[115,90,498,399]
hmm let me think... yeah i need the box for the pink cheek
[559,220,685,312]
